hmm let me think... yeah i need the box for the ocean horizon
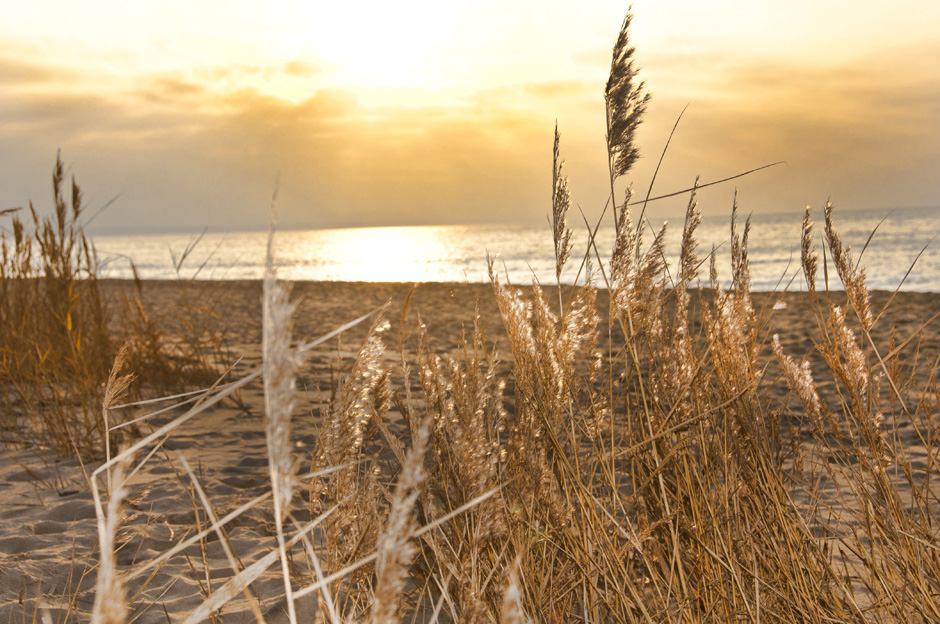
[92,205,940,292]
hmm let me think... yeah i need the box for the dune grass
[0,155,114,457]
[5,8,940,624]
[0,154,230,459]
[76,200,939,623]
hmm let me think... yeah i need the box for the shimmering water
[93,206,940,291]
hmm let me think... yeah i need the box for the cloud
[0,56,72,86]
[283,60,321,78]
[0,61,568,233]
[2,39,939,235]
[466,80,600,114]
[621,44,940,216]
[136,76,208,105]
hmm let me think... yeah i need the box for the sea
[91,206,940,292]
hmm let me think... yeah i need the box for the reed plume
[649,183,701,416]
[610,187,637,278]
[90,460,129,624]
[824,202,873,328]
[605,10,651,186]
[263,265,302,521]
[730,194,752,302]
[372,422,430,624]
[551,123,573,285]
[705,202,759,420]
[674,178,701,347]
[101,344,135,491]
[610,217,668,340]
[801,205,818,295]
[263,208,305,624]
[772,333,822,424]
[826,306,871,419]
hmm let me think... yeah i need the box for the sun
[299,1,458,87]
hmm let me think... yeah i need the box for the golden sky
[2,0,939,233]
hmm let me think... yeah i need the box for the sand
[2,280,939,622]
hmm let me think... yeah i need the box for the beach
[5,0,940,619]
[2,279,939,622]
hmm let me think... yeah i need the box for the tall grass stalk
[263,206,304,624]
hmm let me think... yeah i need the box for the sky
[1,0,939,234]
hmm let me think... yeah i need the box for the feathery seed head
[678,179,701,289]
[801,205,818,294]
[824,202,873,328]
[372,423,429,624]
[772,334,822,422]
[263,224,305,520]
[830,306,869,408]
[605,10,651,181]
[91,461,129,624]
[552,123,573,282]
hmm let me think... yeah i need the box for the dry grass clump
[0,154,228,459]
[1,155,114,456]
[77,203,940,622]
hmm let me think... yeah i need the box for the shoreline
[97,276,940,294]
[99,277,940,348]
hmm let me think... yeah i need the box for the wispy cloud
[0,59,562,232]
[2,36,939,234]
[626,43,940,215]
[0,56,73,86]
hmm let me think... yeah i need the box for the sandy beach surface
[2,280,939,622]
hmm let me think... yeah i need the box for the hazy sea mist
[93,206,940,292]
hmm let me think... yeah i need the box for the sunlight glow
[291,226,459,282]
[298,1,460,87]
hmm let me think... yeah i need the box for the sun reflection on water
[281,226,462,283]
[91,208,940,290]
